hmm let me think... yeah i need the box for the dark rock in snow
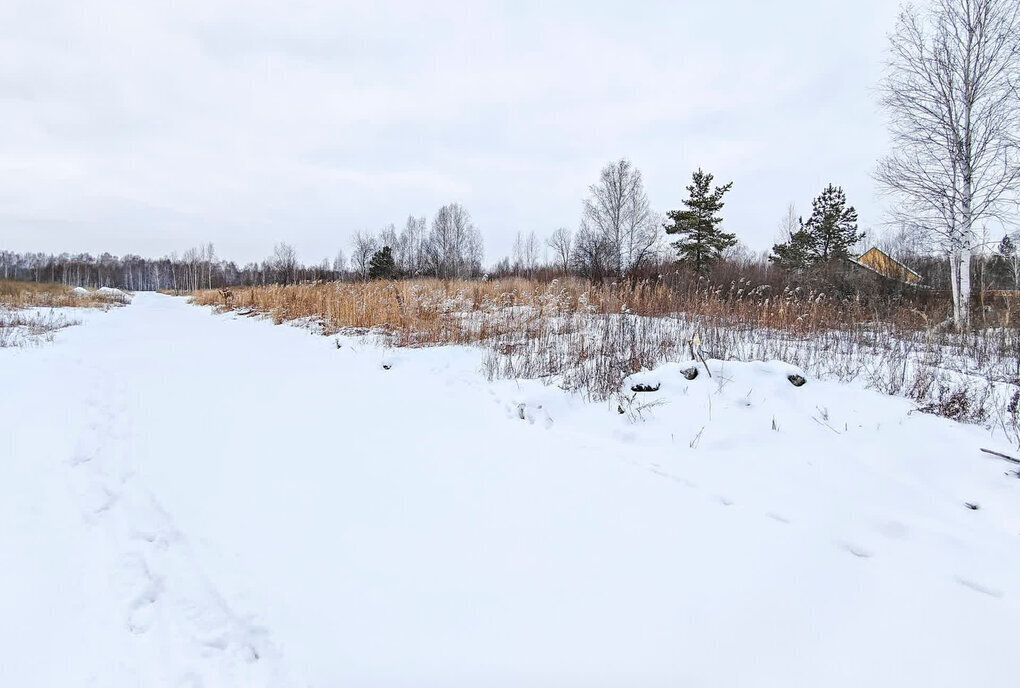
[788,374,806,387]
[631,383,660,393]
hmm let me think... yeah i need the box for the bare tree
[580,159,660,277]
[423,203,483,278]
[272,242,298,285]
[350,231,379,279]
[204,242,216,289]
[511,232,524,273]
[378,224,399,253]
[876,0,1020,328]
[546,227,573,272]
[182,247,200,291]
[525,231,540,273]
[722,239,754,264]
[570,222,613,281]
[779,203,799,240]
[512,230,540,275]
[877,222,930,262]
[332,250,347,276]
[397,214,427,276]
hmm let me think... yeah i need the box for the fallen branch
[812,416,841,434]
[980,448,1020,465]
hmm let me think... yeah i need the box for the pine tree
[998,234,1015,260]
[996,234,1020,290]
[769,223,814,271]
[664,169,736,273]
[771,184,862,269]
[803,184,862,261]
[368,246,397,279]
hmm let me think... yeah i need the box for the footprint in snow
[75,483,119,519]
[126,577,164,634]
[766,512,791,524]
[840,541,874,559]
[876,520,909,540]
[68,449,94,466]
[717,496,734,506]
[175,672,204,688]
[131,526,178,549]
[614,430,637,444]
[955,576,1003,599]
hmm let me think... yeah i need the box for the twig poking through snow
[979,448,1020,465]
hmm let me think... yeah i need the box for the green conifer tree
[769,223,814,271]
[664,169,736,274]
[771,184,862,269]
[802,184,862,261]
[368,246,397,279]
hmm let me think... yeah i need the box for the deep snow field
[2,292,1019,687]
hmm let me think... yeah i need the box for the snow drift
[1,293,1018,687]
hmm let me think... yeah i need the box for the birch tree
[332,250,347,277]
[512,231,540,275]
[350,231,379,279]
[876,0,1020,329]
[272,242,297,285]
[546,227,573,272]
[423,203,483,278]
[580,159,660,277]
[396,215,427,276]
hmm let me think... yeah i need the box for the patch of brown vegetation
[0,280,129,309]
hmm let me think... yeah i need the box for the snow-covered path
[2,293,1020,687]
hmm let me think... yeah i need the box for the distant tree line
[0,168,916,293]
[0,201,485,291]
[350,202,484,280]
[0,244,340,292]
[3,0,1016,333]
[3,155,1014,317]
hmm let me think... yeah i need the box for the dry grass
[0,310,82,347]
[192,276,936,341]
[192,277,1020,443]
[0,280,127,347]
[0,280,130,309]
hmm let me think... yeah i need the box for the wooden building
[851,247,922,284]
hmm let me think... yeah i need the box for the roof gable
[855,247,921,278]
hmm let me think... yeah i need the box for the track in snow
[2,293,1019,687]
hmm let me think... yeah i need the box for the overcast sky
[0,0,902,265]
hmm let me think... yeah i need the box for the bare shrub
[0,280,129,309]
[191,277,1020,442]
[0,310,81,347]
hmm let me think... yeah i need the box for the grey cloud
[0,0,901,264]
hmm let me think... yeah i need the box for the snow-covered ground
[0,308,82,347]
[2,293,1019,687]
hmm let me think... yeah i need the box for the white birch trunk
[949,247,962,327]
[959,244,972,329]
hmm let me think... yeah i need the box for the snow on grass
[0,279,132,310]
[2,293,1019,686]
[0,308,83,347]
[0,282,132,347]
[193,279,1020,445]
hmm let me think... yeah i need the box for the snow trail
[2,293,1020,687]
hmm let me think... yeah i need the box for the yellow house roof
[852,247,921,282]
